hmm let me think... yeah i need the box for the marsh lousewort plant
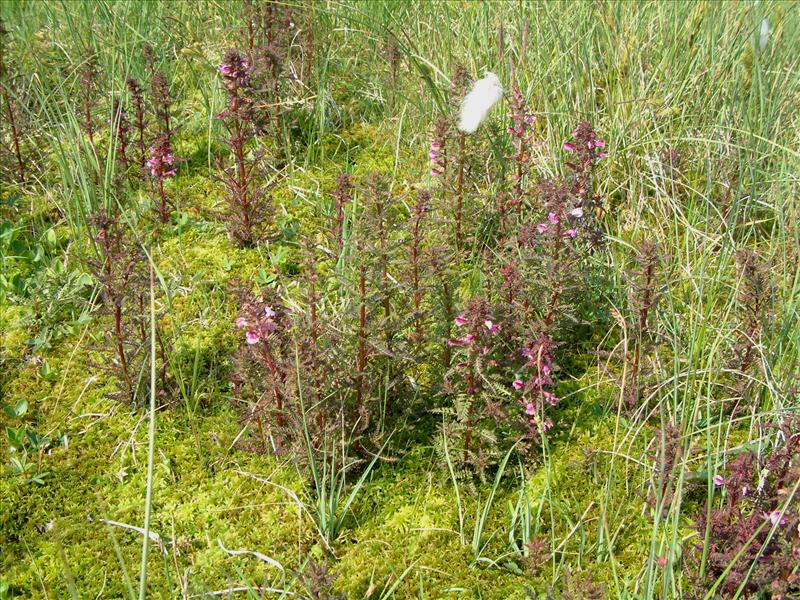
[218,49,270,246]
[87,211,147,403]
[732,248,773,404]
[689,417,800,597]
[625,240,663,409]
[147,133,176,223]
[110,97,130,173]
[126,76,148,170]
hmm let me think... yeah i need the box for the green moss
[0,304,31,363]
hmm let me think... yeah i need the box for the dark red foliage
[691,418,800,598]
[217,49,270,246]
[126,76,148,169]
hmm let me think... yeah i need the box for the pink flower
[264,305,276,318]
[454,314,468,327]
[563,142,576,152]
[245,330,260,344]
[542,365,551,376]
[525,402,536,415]
[96,229,106,240]
[235,317,248,328]
[481,346,490,355]
[536,223,549,234]
[712,475,725,486]
[594,138,606,148]
[761,510,788,526]
[565,228,577,238]
[569,207,583,218]
[484,320,500,334]
[548,212,559,225]
[447,334,475,347]
[543,391,559,405]
[598,151,608,159]
[513,379,525,390]
[429,135,445,176]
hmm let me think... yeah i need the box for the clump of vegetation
[85,211,149,403]
[689,417,800,598]
[230,289,296,453]
[732,248,773,403]
[625,240,664,409]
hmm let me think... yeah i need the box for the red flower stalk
[147,134,176,222]
[126,77,148,169]
[333,173,353,253]
[409,189,430,348]
[111,98,131,172]
[507,81,538,215]
[217,48,269,246]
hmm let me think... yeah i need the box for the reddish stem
[356,266,367,411]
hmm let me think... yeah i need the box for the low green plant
[3,399,64,485]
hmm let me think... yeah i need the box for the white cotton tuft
[458,72,503,134]
[759,19,770,51]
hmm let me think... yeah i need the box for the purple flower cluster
[507,84,537,161]
[235,304,287,345]
[448,308,500,352]
[562,122,607,161]
[219,49,252,91]
[429,118,447,177]
[563,121,607,223]
[146,134,176,179]
[521,178,584,242]
[515,332,558,437]
[447,297,500,394]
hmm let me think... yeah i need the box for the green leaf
[3,400,28,419]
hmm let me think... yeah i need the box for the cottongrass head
[458,72,503,134]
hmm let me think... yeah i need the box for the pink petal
[513,379,525,390]
[245,330,260,344]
